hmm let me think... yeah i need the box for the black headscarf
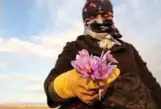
[82,0,122,39]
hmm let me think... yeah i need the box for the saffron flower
[71,49,118,80]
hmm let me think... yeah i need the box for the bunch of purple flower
[71,49,118,80]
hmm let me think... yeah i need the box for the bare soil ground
[0,104,59,109]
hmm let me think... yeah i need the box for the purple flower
[71,49,118,80]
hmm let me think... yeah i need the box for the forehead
[83,1,113,18]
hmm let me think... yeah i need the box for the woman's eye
[103,14,109,18]
[103,14,113,19]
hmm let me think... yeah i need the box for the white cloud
[0,37,56,58]
[0,36,4,44]
[0,73,45,84]
[33,31,80,48]
[23,84,44,93]
[0,62,9,68]
[0,27,83,60]
[0,73,47,103]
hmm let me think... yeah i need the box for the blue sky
[0,0,161,105]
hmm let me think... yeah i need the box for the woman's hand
[98,68,120,88]
[53,69,100,104]
[53,68,120,105]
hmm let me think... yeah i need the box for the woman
[44,0,161,109]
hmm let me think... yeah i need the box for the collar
[76,35,127,55]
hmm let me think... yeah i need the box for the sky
[0,0,161,105]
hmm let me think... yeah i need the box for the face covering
[82,0,122,49]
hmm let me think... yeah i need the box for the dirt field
[0,104,59,109]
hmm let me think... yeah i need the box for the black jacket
[44,35,161,109]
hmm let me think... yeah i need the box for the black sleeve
[44,42,77,108]
[132,45,161,108]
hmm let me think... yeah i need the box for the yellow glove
[53,68,120,104]
[98,68,120,88]
[53,69,99,104]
